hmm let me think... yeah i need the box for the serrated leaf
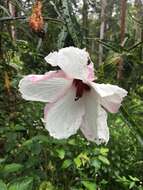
[0,180,7,190]
[129,176,140,182]
[62,159,72,169]
[8,177,33,190]
[98,155,110,165]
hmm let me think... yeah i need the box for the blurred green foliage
[0,0,143,189]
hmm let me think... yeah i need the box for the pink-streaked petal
[28,70,69,82]
[44,103,54,121]
[80,89,109,144]
[45,70,70,79]
[45,47,90,80]
[44,87,85,139]
[90,82,127,113]
[87,63,96,81]
[19,73,72,103]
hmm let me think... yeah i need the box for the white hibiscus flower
[19,47,127,144]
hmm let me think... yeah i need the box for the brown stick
[120,0,127,44]
[8,0,17,40]
[99,0,107,65]
[117,0,127,80]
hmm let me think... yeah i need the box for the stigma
[73,79,91,101]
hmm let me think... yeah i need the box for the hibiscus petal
[87,63,96,81]
[45,47,89,80]
[44,103,54,120]
[44,87,84,139]
[90,82,127,113]
[19,71,72,102]
[95,107,109,144]
[80,89,109,144]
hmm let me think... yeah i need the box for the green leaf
[129,176,140,182]
[8,177,33,190]
[82,181,96,190]
[74,153,89,168]
[0,180,7,190]
[62,159,72,169]
[56,149,65,159]
[22,135,49,147]
[1,163,23,175]
[100,148,109,156]
[68,139,76,145]
[91,159,101,169]
[39,181,55,190]
[98,155,110,165]
[0,158,6,164]
[74,156,82,168]
[129,182,135,189]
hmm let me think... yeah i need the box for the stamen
[73,79,91,101]
[87,58,91,65]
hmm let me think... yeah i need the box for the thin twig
[127,41,143,51]
[0,16,26,21]
[0,16,64,24]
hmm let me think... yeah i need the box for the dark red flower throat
[73,79,91,101]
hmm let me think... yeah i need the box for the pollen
[73,79,91,101]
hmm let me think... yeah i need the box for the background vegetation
[0,0,143,189]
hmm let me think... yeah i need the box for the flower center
[73,79,91,101]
